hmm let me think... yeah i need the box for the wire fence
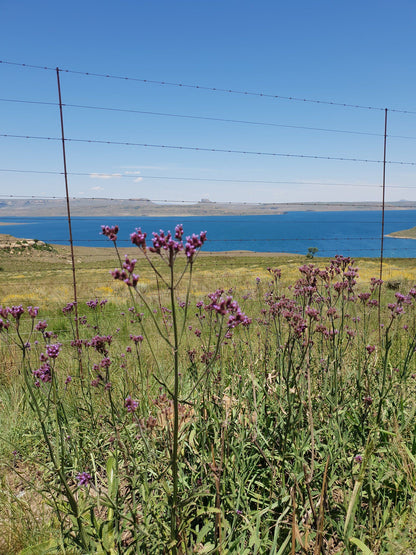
[1,60,416,312]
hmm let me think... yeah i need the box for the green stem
[169,256,180,554]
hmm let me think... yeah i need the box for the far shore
[0,222,26,226]
[2,199,416,218]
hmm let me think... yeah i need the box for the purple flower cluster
[205,289,251,329]
[9,305,25,321]
[131,225,207,262]
[294,265,319,299]
[386,292,413,319]
[305,306,320,321]
[46,343,62,359]
[76,471,92,487]
[130,227,147,249]
[265,296,307,338]
[101,225,119,242]
[331,255,353,272]
[150,229,183,255]
[370,277,383,292]
[62,302,77,314]
[185,232,207,261]
[0,306,10,319]
[111,255,139,287]
[0,311,10,331]
[100,357,111,368]
[33,362,52,385]
[27,306,39,319]
[267,267,282,280]
[125,395,139,412]
[86,298,98,309]
[0,306,38,331]
[358,292,371,303]
[129,334,143,344]
[32,345,61,385]
[88,335,112,355]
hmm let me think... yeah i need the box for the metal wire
[3,132,416,165]
[2,59,415,114]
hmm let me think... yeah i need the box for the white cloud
[89,173,121,179]
[134,177,143,183]
[91,186,104,191]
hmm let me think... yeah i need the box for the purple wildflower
[46,343,62,359]
[122,255,137,274]
[33,363,52,383]
[27,306,39,319]
[130,227,147,249]
[88,335,112,354]
[10,305,24,320]
[35,320,48,331]
[175,224,184,240]
[76,472,92,487]
[129,334,143,344]
[0,318,10,331]
[305,306,320,321]
[185,231,207,261]
[62,302,76,314]
[125,395,139,413]
[101,225,119,242]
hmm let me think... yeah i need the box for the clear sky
[1,0,416,204]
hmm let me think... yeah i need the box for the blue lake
[1,212,416,258]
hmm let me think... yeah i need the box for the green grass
[2,245,416,552]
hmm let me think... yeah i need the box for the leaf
[349,537,374,554]
[19,539,59,554]
[106,455,118,501]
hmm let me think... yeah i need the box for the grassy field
[2,236,416,553]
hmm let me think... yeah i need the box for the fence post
[56,67,81,347]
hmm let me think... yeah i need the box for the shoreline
[386,234,416,240]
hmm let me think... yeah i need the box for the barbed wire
[4,96,416,140]
[0,97,385,137]
[3,132,416,165]
[0,170,389,190]
[2,59,416,114]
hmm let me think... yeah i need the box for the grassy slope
[387,226,416,239]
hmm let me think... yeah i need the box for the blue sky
[1,0,416,204]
